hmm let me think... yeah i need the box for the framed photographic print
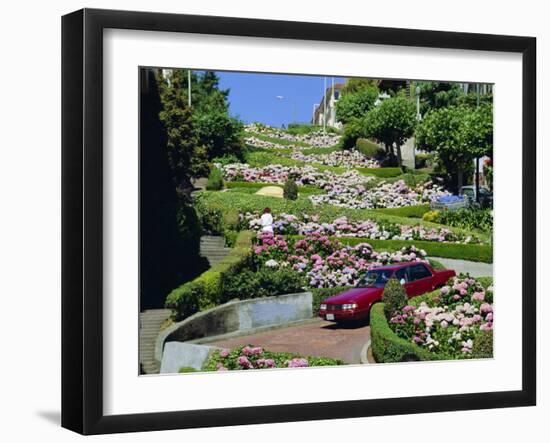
[61,8,536,435]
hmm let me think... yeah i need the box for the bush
[165,231,254,319]
[381,278,408,319]
[435,208,493,235]
[202,345,344,371]
[223,229,238,248]
[355,138,385,158]
[311,286,352,315]
[283,178,299,200]
[471,330,493,359]
[371,278,494,363]
[370,303,446,362]
[422,210,441,223]
[205,167,224,191]
[340,117,366,150]
[222,267,306,302]
[212,153,240,165]
[195,194,239,234]
[195,198,225,234]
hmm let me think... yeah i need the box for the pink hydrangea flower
[287,358,309,368]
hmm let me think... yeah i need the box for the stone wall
[155,292,313,365]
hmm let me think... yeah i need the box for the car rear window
[409,264,431,281]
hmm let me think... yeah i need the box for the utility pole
[188,69,192,107]
[323,77,327,133]
[331,77,335,126]
[475,83,480,204]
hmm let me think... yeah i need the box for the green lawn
[225,181,324,195]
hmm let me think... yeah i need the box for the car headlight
[342,303,358,310]
[320,304,327,310]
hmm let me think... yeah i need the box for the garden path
[208,318,370,364]
[429,256,493,277]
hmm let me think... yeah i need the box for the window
[395,267,409,283]
[363,269,393,287]
[409,264,431,281]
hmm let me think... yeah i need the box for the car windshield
[362,269,394,287]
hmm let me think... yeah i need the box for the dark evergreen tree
[140,68,207,309]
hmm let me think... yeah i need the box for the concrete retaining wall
[155,292,312,364]
[160,342,217,374]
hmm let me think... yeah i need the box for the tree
[341,78,381,95]
[157,70,207,194]
[416,104,493,191]
[140,68,207,309]
[193,109,244,160]
[381,278,408,319]
[191,71,245,161]
[362,95,416,167]
[335,86,379,125]
[416,81,464,115]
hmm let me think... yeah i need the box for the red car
[318,261,456,322]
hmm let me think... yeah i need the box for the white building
[312,81,345,129]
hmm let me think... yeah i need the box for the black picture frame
[62,8,537,435]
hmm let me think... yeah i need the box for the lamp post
[413,85,421,169]
[276,95,296,128]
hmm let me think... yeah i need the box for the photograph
[139,67,494,375]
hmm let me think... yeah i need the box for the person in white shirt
[260,207,274,233]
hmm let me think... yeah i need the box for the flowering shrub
[388,276,493,358]
[310,179,450,209]
[240,212,482,244]
[220,161,450,210]
[202,345,344,371]
[219,163,373,189]
[253,231,428,288]
[244,123,341,148]
[288,149,380,168]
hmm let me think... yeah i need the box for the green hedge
[370,303,449,362]
[356,167,403,178]
[355,138,384,157]
[165,231,254,320]
[374,204,430,218]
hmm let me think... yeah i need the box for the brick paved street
[209,318,371,364]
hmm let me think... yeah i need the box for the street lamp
[276,95,296,128]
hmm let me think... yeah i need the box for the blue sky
[216,71,346,128]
